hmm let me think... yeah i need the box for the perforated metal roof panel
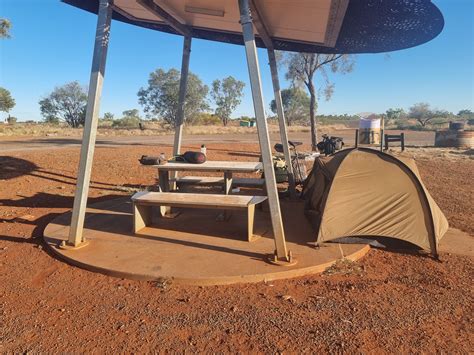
[62,0,444,53]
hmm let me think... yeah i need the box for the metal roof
[62,0,444,53]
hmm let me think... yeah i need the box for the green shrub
[98,118,114,128]
[189,113,221,126]
[7,116,17,124]
[112,116,140,128]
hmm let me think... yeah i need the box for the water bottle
[159,152,166,162]
[200,144,207,156]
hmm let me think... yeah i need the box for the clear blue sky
[1,0,473,121]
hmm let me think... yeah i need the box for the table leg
[218,171,233,221]
[224,171,233,195]
[158,170,171,217]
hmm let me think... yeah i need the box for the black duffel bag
[175,151,207,164]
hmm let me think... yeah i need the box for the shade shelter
[302,148,449,256]
[61,0,444,264]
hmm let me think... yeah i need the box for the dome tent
[302,148,448,256]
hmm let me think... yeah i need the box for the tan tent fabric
[302,148,449,255]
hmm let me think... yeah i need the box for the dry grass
[0,122,348,138]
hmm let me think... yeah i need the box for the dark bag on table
[175,151,206,164]
[139,155,167,165]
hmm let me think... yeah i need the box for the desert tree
[0,87,15,116]
[39,81,87,128]
[269,88,310,126]
[122,109,140,118]
[283,53,355,150]
[409,103,453,127]
[0,19,11,39]
[457,109,474,120]
[112,109,142,128]
[138,68,209,126]
[211,76,245,126]
[408,102,435,127]
[385,108,406,121]
[102,112,114,120]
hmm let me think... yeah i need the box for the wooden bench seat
[175,176,265,188]
[131,191,267,241]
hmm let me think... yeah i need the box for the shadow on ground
[0,156,38,180]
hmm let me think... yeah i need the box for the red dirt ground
[0,143,473,352]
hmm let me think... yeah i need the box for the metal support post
[238,0,289,261]
[380,128,384,151]
[267,49,296,199]
[68,0,112,247]
[171,35,192,189]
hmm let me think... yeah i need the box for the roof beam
[136,0,191,37]
[249,0,274,50]
[324,0,349,47]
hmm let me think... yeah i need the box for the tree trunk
[308,80,317,151]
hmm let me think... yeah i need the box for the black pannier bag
[139,155,167,165]
[175,151,206,164]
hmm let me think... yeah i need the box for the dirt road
[0,130,435,152]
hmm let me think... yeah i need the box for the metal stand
[238,0,289,261]
[171,36,192,189]
[68,0,112,247]
[268,49,296,199]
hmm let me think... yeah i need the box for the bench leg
[247,204,259,242]
[134,204,151,233]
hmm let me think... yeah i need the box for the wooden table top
[152,160,263,173]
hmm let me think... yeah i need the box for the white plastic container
[359,117,381,129]
[358,115,381,144]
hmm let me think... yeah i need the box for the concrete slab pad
[43,197,369,285]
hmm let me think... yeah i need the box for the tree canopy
[385,108,406,121]
[0,87,15,113]
[39,81,87,128]
[408,102,451,127]
[211,76,245,126]
[283,53,355,150]
[138,68,209,126]
[122,109,140,118]
[0,19,11,39]
[112,109,141,128]
[270,88,310,126]
[102,112,114,120]
[457,109,474,120]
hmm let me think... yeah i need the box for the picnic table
[153,160,263,195]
